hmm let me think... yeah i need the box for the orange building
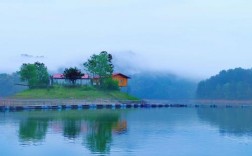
[112,73,130,87]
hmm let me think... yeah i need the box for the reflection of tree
[197,108,252,136]
[85,114,120,154]
[19,118,49,142]
[63,119,81,139]
[15,109,127,153]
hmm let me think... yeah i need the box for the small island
[13,51,139,101]
[14,85,138,101]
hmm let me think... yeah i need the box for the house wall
[91,78,99,86]
[53,79,91,86]
[53,79,66,85]
[112,75,128,87]
[76,79,91,85]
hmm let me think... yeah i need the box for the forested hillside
[196,68,252,100]
[0,73,26,97]
[127,72,197,99]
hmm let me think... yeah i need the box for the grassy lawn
[13,86,139,100]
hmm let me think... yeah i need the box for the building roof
[52,74,89,79]
[93,73,130,79]
[52,74,64,79]
[52,73,130,79]
[81,74,89,79]
[112,73,131,79]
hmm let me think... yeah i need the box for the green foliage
[86,115,118,154]
[20,64,37,86]
[196,68,252,100]
[19,118,49,142]
[15,110,121,151]
[101,78,119,91]
[63,119,81,139]
[35,62,50,86]
[84,51,114,85]
[0,73,26,97]
[19,62,49,88]
[63,67,83,85]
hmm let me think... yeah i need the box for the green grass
[13,86,139,100]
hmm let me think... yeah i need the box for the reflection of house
[113,120,127,134]
[52,74,91,85]
[112,73,130,87]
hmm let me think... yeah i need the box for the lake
[1,107,252,156]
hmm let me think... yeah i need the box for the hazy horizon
[1,0,251,79]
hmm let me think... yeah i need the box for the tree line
[196,68,252,100]
[2,52,252,99]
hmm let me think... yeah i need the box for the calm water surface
[1,107,252,156]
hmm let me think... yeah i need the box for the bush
[101,78,119,90]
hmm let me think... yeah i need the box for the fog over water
[0,0,252,78]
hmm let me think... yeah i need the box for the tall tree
[83,51,114,86]
[35,62,50,86]
[63,67,83,85]
[19,62,50,88]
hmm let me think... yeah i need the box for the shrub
[101,78,119,90]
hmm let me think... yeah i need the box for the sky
[0,0,252,79]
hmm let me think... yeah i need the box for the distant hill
[126,72,197,99]
[196,68,252,100]
[0,73,27,97]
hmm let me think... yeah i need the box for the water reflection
[197,108,252,136]
[16,107,252,146]
[19,118,49,142]
[63,119,81,139]
[9,110,126,154]
[85,114,119,154]
[2,108,252,155]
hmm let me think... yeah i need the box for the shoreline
[1,99,252,112]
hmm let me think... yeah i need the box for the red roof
[52,74,64,79]
[81,74,89,79]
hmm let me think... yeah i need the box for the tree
[83,51,114,86]
[63,67,83,85]
[19,62,50,88]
